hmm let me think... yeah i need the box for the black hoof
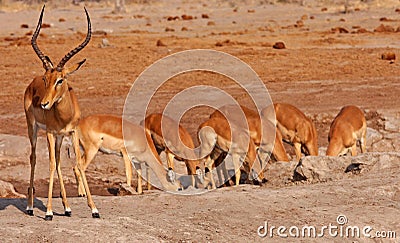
[44,215,53,221]
[92,212,100,218]
[65,211,72,217]
[27,210,34,216]
[78,194,86,197]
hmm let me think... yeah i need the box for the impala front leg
[55,135,71,216]
[45,132,56,221]
[72,130,99,218]
[205,156,216,189]
[27,123,37,216]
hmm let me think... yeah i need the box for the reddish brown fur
[274,103,319,161]
[210,105,289,162]
[77,114,181,194]
[141,113,200,187]
[326,105,367,156]
[198,117,263,188]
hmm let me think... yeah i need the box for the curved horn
[31,5,52,70]
[56,7,91,71]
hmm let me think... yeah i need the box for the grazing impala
[24,6,95,220]
[272,103,318,161]
[326,105,367,156]
[75,114,182,195]
[210,105,289,163]
[198,117,263,189]
[140,113,201,188]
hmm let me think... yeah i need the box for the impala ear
[63,59,86,76]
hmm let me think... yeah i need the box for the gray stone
[372,139,394,152]
[0,180,25,198]
[294,152,400,183]
[366,127,383,147]
[384,115,400,132]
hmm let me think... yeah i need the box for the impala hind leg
[134,161,143,194]
[72,131,99,218]
[204,156,216,189]
[121,149,133,188]
[166,152,176,183]
[73,143,98,197]
[232,154,241,186]
[27,123,37,216]
[351,143,358,156]
[360,130,367,153]
[294,142,302,162]
[55,135,71,217]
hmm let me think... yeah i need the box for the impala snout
[41,101,50,110]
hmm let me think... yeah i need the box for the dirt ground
[0,0,399,241]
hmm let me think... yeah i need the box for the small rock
[295,20,304,28]
[374,24,395,32]
[207,21,215,26]
[181,14,193,20]
[20,24,29,28]
[201,14,209,19]
[167,16,179,21]
[0,180,25,198]
[331,27,349,33]
[165,27,175,32]
[156,39,166,46]
[273,42,286,49]
[59,18,66,22]
[92,30,108,36]
[181,27,189,31]
[356,28,369,33]
[100,38,110,48]
[381,52,396,61]
[41,23,51,28]
[321,7,328,12]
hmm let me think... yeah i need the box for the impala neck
[53,90,77,125]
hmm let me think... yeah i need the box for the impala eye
[56,79,64,85]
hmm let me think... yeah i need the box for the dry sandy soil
[0,0,399,241]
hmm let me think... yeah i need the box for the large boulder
[366,127,383,148]
[0,180,25,198]
[294,152,400,183]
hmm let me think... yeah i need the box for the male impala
[75,114,182,195]
[24,6,95,220]
[198,117,263,189]
[210,105,289,163]
[140,113,201,188]
[326,105,367,156]
[272,103,318,161]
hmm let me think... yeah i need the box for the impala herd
[23,6,368,220]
